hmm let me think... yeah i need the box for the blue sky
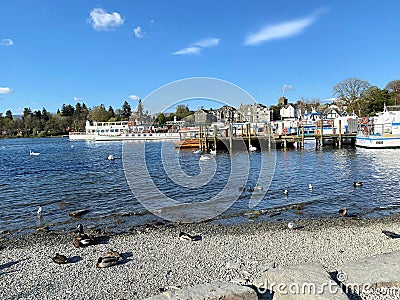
[1,0,400,115]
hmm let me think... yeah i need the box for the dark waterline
[0,137,399,234]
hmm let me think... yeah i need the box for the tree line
[0,100,194,137]
[268,79,399,120]
[1,78,399,137]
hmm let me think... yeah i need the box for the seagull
[30,150,40,156]
[284,189,289,196]
[192,149,201,154]
[309,184,313,190]
[288,222,296,229]
[353,181,363,187]
[210,149,217,155]
[255,184,263,190]
[37,206,42,217]
[339,207,347,217]
[107,154,114,160]
[249,145,257,152]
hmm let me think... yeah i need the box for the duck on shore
[73,224,94,248]
[339,207,347,217]
[96,256,119,268]
[105,249,122,259]
[52,253,68,264]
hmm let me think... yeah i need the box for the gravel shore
[1,214,400,299]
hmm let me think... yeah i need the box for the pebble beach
[1,214,400,300]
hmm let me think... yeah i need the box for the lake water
[1,137,399,234]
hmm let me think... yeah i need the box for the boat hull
[356,134,400,149]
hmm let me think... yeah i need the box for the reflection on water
[0,137,399,234]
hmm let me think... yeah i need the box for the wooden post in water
[301,126,305,149]
[199,126,202,151]
[205,126,208,151]
[247,123,251,149]
[229,123,233,152]
[320,119,324,147]
[338,119,342,148]
[267,123,271,149]
[213,124,217,152]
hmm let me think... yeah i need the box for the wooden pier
[176,122,357,151]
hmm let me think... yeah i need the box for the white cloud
[173,37,220,55]
[88,8,124,31]
[0,38,14,46]
[133,26,145,38]
[244,16,317,45]
[172,46,202,55]
[128,95,141,101]
[0,87,13,94]
[74,96,84,102]
[282,84,293,91]
[193,38,220,48]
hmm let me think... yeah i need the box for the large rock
[253,262,347,300]
[337,250,400,290]
[145,281,257,300]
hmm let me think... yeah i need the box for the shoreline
[1,214,400,299]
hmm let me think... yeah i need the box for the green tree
[108,106,115,120]
[89,104,109,122]
[155,113,166,124]
[5,110,13,120]
[61,104,75,117]
[362,86,392,115]
[385,79,400,106]
[122,101,132,120]
[175,105,191,120]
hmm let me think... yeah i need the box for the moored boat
[356,105,400,149]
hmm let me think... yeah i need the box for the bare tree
[333,78,371,113]
[385,79,400,105]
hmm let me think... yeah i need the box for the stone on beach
[337,250,400,290]
[144,281,257,300]
[253,262,348,300]
[69,209,89,218]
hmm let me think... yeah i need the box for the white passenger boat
[69,120,180,141]
[356,105,400,149]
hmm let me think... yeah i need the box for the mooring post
[320,119,324,147]
[301,126,305,149]
[267,123,271,149]
[229,123,233,152]
[213,124,217,152]
[247,123,251,148]
[338,119,342,148]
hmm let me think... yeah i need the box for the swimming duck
[107,154,114,160]
[96,256,119,268]
[30,150,40,156]
[105,249,122,259]
[255,184,263,190]
[308,184,313,190]
[284,189,289,196]
[248,187,254,192]
[192,149,201,154]
[37,206,42,217]
[179,232,196,241]
[353,181,363,187]
[339,207,347,217]
[52,253,68,264]
[73,224,94,248]
[199,155,211,161]
[249,145,257,152]
[210,149,217,155]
